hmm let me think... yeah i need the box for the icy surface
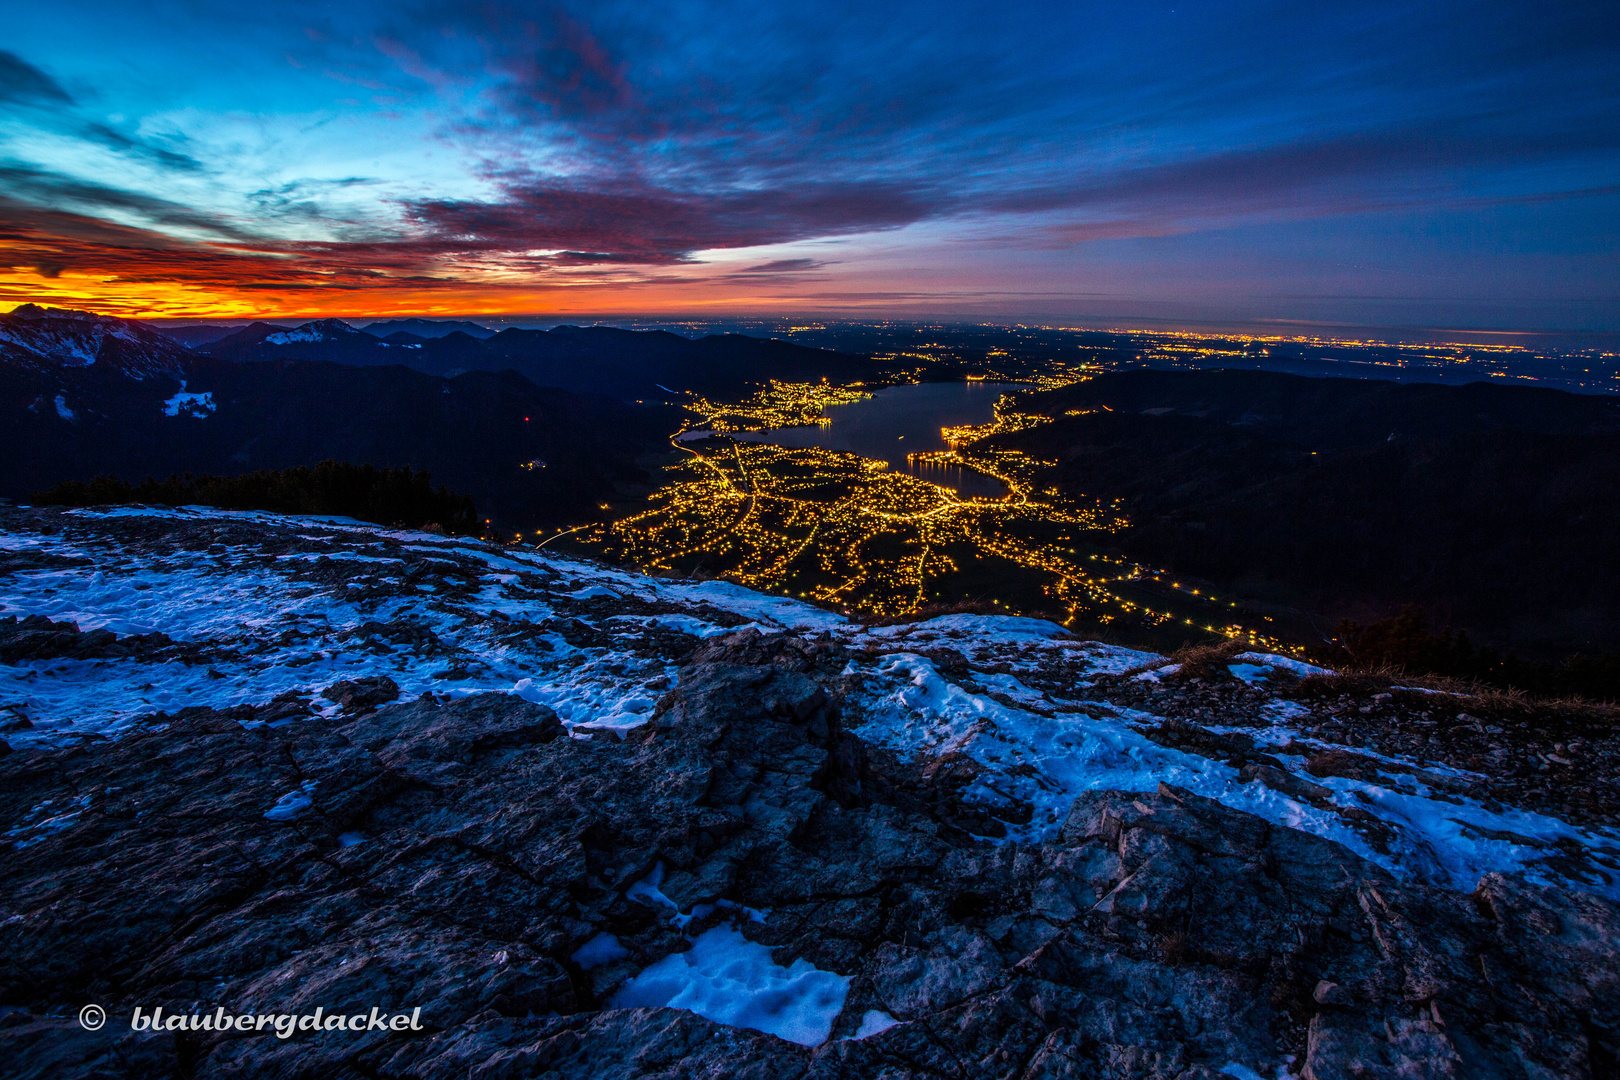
[0,507,833,746]
[839,649,1617,896]
[1,504,1615,912]
[1227,663,1273,684]
[610,925,850,1046]
[1218,1063,1279,1080]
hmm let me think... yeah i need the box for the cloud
[738,258,824,273]
[0,50,71,105]
[483,7,637,125]
[972,113,1620,247]
[0,165,257,242]
[78,122,204,172]
[402,177,938,262]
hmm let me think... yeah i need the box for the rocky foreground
[1,506,1617,1079]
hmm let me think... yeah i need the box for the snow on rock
[852,1009,899,1039]
[609,860,843,1043]
[1227,662,1273,684]
[263,320,362,345]
[660,579,847,633]
[1236,652,1333,678]
[263,779,317,821]
[860,613,1069,644]
[610,925,850,1047]
[1,502,1615,910]
[162,382,216,417]
[565,585,622,599]
[841,650,1617,897]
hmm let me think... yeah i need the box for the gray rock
[1,632,1615,1079]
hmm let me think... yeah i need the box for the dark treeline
[1332,605,1620,702]
[34,461,480,535]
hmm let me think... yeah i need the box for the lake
[731,380,1019,497]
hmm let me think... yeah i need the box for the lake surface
[732,380,1018,497]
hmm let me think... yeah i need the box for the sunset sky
[2,0,1616,329]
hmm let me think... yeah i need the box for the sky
[1,0,1617,330]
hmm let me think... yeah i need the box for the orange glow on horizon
[0,267,926,322]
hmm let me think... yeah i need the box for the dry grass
[1165,639,1248,681]
[1294,668,1620,729]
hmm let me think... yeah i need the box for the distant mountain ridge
[362,318,496,340]
[0,306,674,529]
[192,315,874,400]
[0,304,875,529]
[154,323,284,348]
[152,318,496,350]
[0,304,189,381]
[7,302,873,407]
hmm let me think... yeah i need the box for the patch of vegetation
[1331,605,1620,703]
[34,461,480,535]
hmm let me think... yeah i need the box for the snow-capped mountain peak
[263,318,366,345]
[0,305,188,379]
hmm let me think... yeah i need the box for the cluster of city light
[588,437,1109,617]
[940,404,1051,449]
[680,379,871,433]
[574,379,1299,650]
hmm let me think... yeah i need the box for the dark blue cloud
[0,50,72,105]
[402,175,939,261]
[345,1,1620,251]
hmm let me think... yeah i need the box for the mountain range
[0,304,190,380]
[0,306,880,531]
[187,316,873,401]
[360,318,498,339]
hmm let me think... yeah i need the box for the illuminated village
[579,374,1301,653]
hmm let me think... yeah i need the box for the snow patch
[609,925,850,1046]
[1228,662,1273,684]
[861,613,1069,643]
[853,1009,899,1038]
[1237,652,1333,678]
[662,580,846,632]
[163,383,217,417]
[264,780,317,821]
